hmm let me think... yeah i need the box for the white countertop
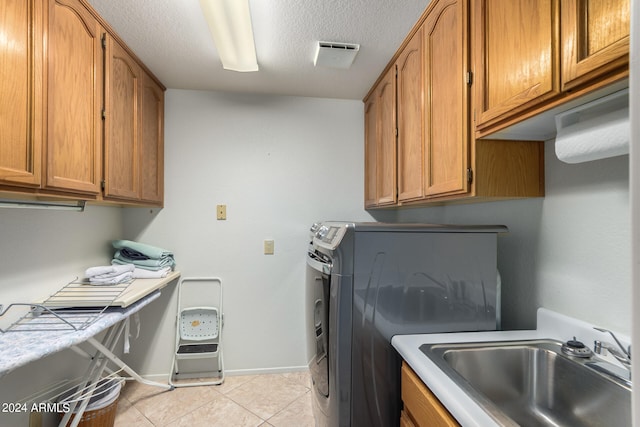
[391,308,631,427]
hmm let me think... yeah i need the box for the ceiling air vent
[313,41,360,69]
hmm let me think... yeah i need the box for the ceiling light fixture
[199,0,259,72]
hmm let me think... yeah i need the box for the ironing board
[0,273,180,426]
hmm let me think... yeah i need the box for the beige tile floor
[114,371,315,427]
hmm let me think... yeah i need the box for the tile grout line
[118,371,313,426]
[222,373,310,425]
[264,389,312,425]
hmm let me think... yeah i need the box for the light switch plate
[216,204,227,220]
[264,239,274,255]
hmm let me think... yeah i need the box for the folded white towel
[89,271,133,285]
[132,267,171,279]
[85,265,115,277]
[85,263,134,278]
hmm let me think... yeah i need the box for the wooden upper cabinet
[45,0,103,195]
[104,35,165,206]
[139,73,165,204]
[104,36,142,201]
[363,0,545,208]
[0,0,43,188]
[561,0,630,91]
[364,67,397,208]
[376,68,397,206]
[473,0,560,128]
[424,0,468,197]
[0,0,164,205]
[397,28,424,202]
[364,97,378,207]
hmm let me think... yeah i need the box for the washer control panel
[309,222,348,250]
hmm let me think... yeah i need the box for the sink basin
[420,339,631,427]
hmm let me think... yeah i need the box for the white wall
[122,89,391,376]
[629,0,639,423]
[0,85,629,423]
[394,141,631,334]
[122,88,631,379]
[0,205,123,425]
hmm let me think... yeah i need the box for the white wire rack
[0,278,131,333]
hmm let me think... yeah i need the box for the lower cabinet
[401,362,460,427]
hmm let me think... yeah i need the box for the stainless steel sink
[420,339,631,427]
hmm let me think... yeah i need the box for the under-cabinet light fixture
[199,0,259,72]
[0,199,86,212]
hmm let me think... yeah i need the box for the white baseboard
[224,365,309,376]
[133,365,309,382]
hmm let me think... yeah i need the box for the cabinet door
[45,0,102,194]
[397,28,424,202]
[561,0,630,91]
[104,36,141,200]
[424,0,469,197]
[364,96,378,207]
[401,363,460,427]
[139,73,164,204]
[473,0,560,128]
[0,0,43,187]
[376,68,397,206]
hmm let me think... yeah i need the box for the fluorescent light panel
[200,0,259,72]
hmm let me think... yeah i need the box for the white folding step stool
[169,277,224,387]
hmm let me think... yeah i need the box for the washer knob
[316,225,329,239]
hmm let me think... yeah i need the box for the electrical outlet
[264,239,274,255]
[216,204,227,220]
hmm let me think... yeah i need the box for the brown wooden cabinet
[423,0,469,198]
[473,0,629,136]
[397,0,470,203]
[365,0,544,209]
[401,362,460,427]
[473,0,561,130]
[0,0,165,206]
[364,67,396,208]
[104,36,165,205]
[44,0,103,195]
[139,73,165,204]
[371,0,471,207]
[561,0,630,91]
[397,28,424,202]
[0,0,43,189]
[364,97,378,207]
[104,36,142,201]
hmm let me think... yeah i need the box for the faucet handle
[594,327,631,360]
[594,340,603,354]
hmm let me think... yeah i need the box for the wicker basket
[62,397,119,427]
[60,378,122,427]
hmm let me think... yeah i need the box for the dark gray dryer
[305,222,507,427]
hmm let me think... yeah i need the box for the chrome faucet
[593,327,632,371]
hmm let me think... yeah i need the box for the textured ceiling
[86,0,432,100]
